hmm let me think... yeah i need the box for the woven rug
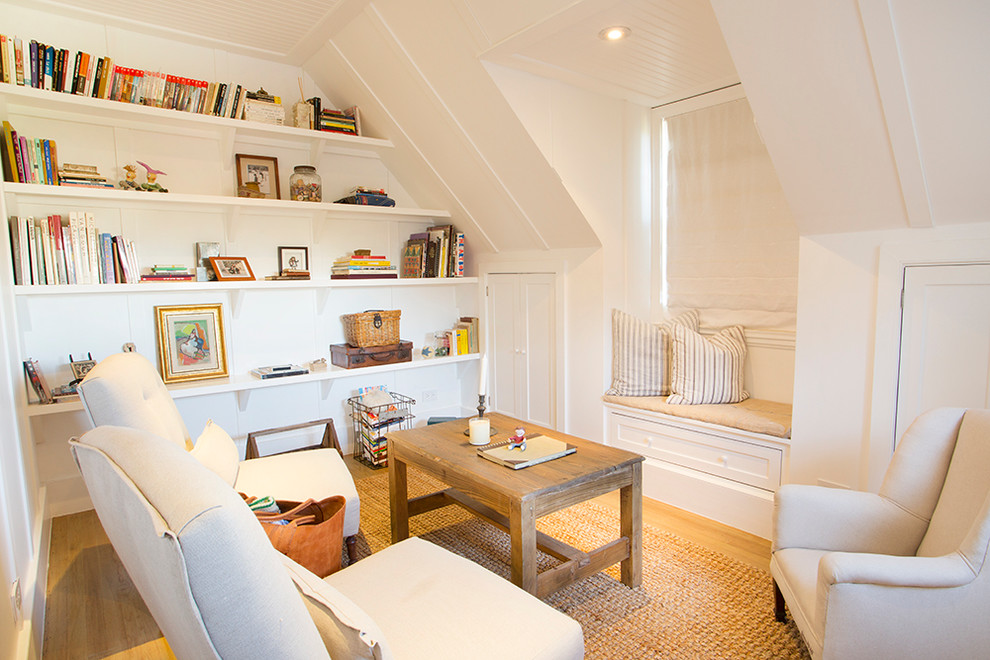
[350,469,811,659]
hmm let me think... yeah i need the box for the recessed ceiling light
[599,26,631,41]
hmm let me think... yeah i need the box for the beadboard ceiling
[18,0,738,108]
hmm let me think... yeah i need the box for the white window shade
[664,97,798,330]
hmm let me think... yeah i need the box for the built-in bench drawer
[608,411,783,491]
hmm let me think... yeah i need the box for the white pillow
[189,420,240,486]
[668,324,749,405]
[607,308,699,396]
[280,554,393,660]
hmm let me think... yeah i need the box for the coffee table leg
[620,461,643,588]
[389,453,409,544]
[510,498,538,595]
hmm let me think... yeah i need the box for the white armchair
[77,352,362,560]
[772,407,990,659]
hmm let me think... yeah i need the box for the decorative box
[330,341,413,369]
[340,309,400,347]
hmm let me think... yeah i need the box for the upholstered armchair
[69,425,585,659]
[771,407,990,659]
[77,352,362,560]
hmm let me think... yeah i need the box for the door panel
[521,274,554,426]
[488,274,518,417]
[895,264,990,442]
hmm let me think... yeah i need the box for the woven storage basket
[341,309,401,347]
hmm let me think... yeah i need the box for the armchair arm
[820,551,977,590]
[774,484,928,555]
[245,418,341,460]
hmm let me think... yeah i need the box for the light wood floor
[42,456,770,658]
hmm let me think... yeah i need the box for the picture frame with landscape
[154,304,228,383]
[208,256,255,281]
[235,153,280,199]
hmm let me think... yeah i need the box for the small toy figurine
[421,346,434,358]
[136,160,169,192]
[119,164,141,190]
[507,427,527,451]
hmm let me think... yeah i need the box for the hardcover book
[477,434,577,470]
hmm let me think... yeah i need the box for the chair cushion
[771,547,827,658]
[280,554,393,660]
[189,420,239,487]
[667,324,749,405]
[326,536,585,660]
[235,448,361,537]
[71,426,330,659]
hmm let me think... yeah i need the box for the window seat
[601,395,792,439]
[602,395,792,538]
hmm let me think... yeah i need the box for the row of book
[331,250,397,280]
[0,32,261,120]
[7,213,140,286]
[1,120,58,185]
[402,225,465,278]
[449,317,479,356]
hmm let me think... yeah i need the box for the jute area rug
[349,469,811,660]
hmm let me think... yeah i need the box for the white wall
[791,221,990,490]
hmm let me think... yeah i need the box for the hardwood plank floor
[43,456,770,658]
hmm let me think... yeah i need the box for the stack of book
[0,33,249,119]
[58,163,113,189]
[1,120,58,185]
[140,265,194,282]
[334,186,395,207]
[402,225,465,278]
[319,106,361,136]
[331,250,397,280]
[266,270,311,281]
[8,212,141,285]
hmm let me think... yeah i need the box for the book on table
[477,434,576,469]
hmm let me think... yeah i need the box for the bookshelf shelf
[2,182,449,222]
[0,83,393,153]
[25,352,481,418]
[12,276,478,296]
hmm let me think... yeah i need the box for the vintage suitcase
[330,341,413,369]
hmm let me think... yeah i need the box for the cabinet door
[895,263,990,443]
[488,273,556,426]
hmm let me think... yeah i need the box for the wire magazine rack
[347,391,415,469]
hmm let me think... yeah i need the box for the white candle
[478,354,488,397]
[469,417,491,445]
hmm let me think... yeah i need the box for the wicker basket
[341,309,401,347]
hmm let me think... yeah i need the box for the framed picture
[209,256,255,281]
[154,304,228,383]
[278,246,309,273]
[235,154,280,199]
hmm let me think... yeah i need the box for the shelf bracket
[220,127,237,169]
[225,205,242,244]
[315,210,335,244]
[236,389,251,412]
[320,379,334,400]
[230,288,245,318]
[316,287,331,315]
[309,139,322,168]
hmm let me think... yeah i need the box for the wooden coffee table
[386,413,644,598]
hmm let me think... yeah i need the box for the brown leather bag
[252,496,346,578]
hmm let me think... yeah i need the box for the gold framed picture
[209,256,255,281]
[154,304,228,383]
[235,153,280,199]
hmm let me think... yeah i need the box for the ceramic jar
[289,165,322,202]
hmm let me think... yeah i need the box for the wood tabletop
[385,413,643,500]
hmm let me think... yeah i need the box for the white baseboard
[642,457,773,539]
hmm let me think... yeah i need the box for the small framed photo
[154,304,228,383]
[69,357,97,381]
[208,256,255,281]
[278,246,309,273]
[235,154,280,199]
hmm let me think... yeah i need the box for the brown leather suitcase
[329,341,413,369]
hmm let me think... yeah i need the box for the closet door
[488,273,556,427]
[895,263,990,443]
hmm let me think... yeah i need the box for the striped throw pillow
[668,324,749,405]
[607,309,699,396]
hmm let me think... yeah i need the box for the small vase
[289,165,322,202]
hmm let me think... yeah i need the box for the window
[653,87,798,330]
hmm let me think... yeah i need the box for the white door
[487,273,556,427]
[895,263,990,443]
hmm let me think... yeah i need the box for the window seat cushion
[602,394,792,439]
